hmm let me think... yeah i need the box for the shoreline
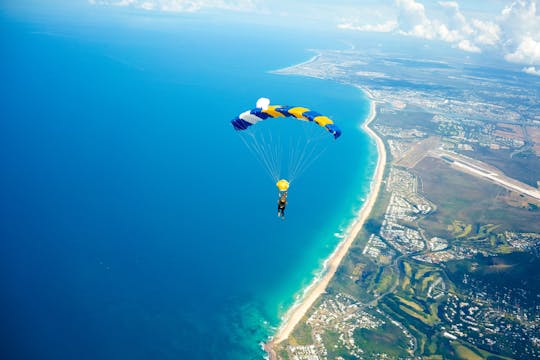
[265,89,387,356]
[269,50,322,75]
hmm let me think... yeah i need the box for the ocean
[0,5,375,359]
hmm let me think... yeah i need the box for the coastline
[265,89,387,356]
[269,51,322,76]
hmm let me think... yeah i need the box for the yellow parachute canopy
[276,179,289,192]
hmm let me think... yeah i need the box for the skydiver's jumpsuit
[277,193,287,218]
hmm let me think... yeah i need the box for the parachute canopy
[231,100,341,139]
[231,98,342,184]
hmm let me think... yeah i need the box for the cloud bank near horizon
[523,66,540,76]
[339,0,540,73]
[88,0,256,13]
[90,0,540,75]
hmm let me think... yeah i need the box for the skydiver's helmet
[276,179,289,192]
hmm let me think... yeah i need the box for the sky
[2,0,540,76]
[93,0,540,75]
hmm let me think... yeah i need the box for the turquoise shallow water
[0,6,376,359]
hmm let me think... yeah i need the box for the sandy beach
[266,93,387,353]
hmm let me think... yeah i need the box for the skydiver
[277,191,288,220]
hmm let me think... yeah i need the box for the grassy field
[414,157,540,236]
[387,291,440,327]
[289,319,313,346]
[401,261,412,291]
[377,106,438,132]
[450,340,514,360]
[353,311,411,358]
[330,248,382,302]
[452,341,484,360]
[445,251,540,308]
[461,146,540,188]
[397,295,424,312]
[374,266,398,294]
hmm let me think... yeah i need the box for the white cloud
[339,0,540,65]
[395,0,434,38]
[338,20,397,33]
[438,1,469,35]
[522,66,540,75]
[471,19,500,46]
[394,0,496,51]
[139,1,155,10]
[505,36,540,64]
[338,0,493,53]
[499,1,540,64]
[457,39,480,53]
[91,0,540,67]
[90,0,256,13]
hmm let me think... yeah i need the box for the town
[273,47,540,360]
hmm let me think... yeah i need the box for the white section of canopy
[239,110,263,125]
[256,97,270,110]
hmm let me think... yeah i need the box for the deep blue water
[0,6,375,359]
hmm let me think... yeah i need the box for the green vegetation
[374,266,397,295]
[377,106,437,132]
[446,252,540,307]
[321,330,349,360]
[353,316,410,358]
[452,341,484,360]
[289,321,312,345]
[401,261,412,291]
[414,157,540,236]
[385,293,440,327]
[461,145,540,188]
[280,138,540,360]
[277,348,289,360]
[331,249,380,302]
[396,295,423,312]
[364,219,382,235]
[449,220,473,238]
